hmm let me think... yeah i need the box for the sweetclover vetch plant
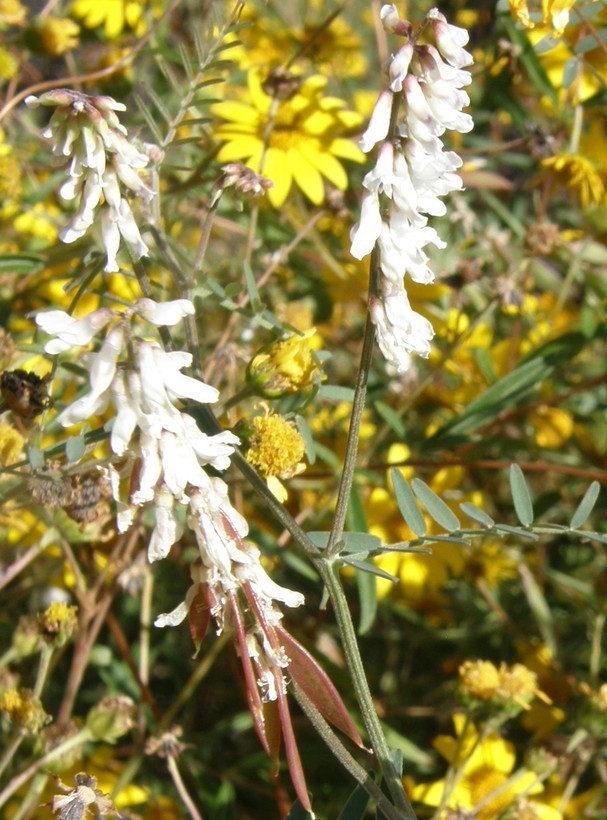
[7,5,474,818]
[7,4,602,818]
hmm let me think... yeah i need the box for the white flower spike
[351,5,473,373]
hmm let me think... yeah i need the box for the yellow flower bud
[34,16,80,56]
[38,602,78,647]
[0,687,50,733]
[247,331,323,397]
[459,659,500,700]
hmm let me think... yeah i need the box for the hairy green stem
[292,682,404,820]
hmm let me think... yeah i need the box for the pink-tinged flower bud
[426,8,474,69]
[380,3,413,37]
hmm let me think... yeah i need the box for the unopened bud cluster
[351,5,473,373]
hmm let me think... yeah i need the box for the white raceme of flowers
[351,5,473,373]
[26,89,153,272]
[36,299,304,698]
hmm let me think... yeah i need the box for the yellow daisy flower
[37,16,80,56]
[540,152,605,208]
[212,68,364,207]
[71,0,145,39]
[411,715,547,818]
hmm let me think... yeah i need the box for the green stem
[322,562,415,818]
[326,305,375,557]
[33,644,54,698]
[291,682,404,820]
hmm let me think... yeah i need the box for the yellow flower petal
[212,101,260,127]
[301,145,348,190]
[330,137,365,162]
[263,147,292,207]
[289,149,325,204]
[216,136,262,163]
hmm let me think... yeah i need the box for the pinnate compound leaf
[391,468,426,536]
[411,479,460,532]
[570,481,600,529]
[509,464,534,526]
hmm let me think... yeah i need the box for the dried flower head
[50,772,115,819]
[85,694,135,743]
[0,369,51,418]
[210,162,274,207]
[145,726,187,759]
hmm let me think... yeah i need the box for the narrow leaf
[570,481,600,529]
[337,784,371,820]
[175,44,193,78]
[286,801,311,820]
[136,101,163,143]
[28,446,45,470]
[65,435,86,463]
[295,415,316,465]
[340,532,382,553]
[374,400,405,437]
[518,564,556,654]
[509,464,534,526]
[318,385,355,402]
[391,469,426,537]
[459,501,495,527]
[146,87,172,123]
[355,561,377,634]
[380,543,432,555]
[343,558,398,583]
[418,535,469,546]
[581,531,607,545]
[277,627,364,748]
[0,254,45,274]
[307,531,330,550]
[411,479,460,532]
